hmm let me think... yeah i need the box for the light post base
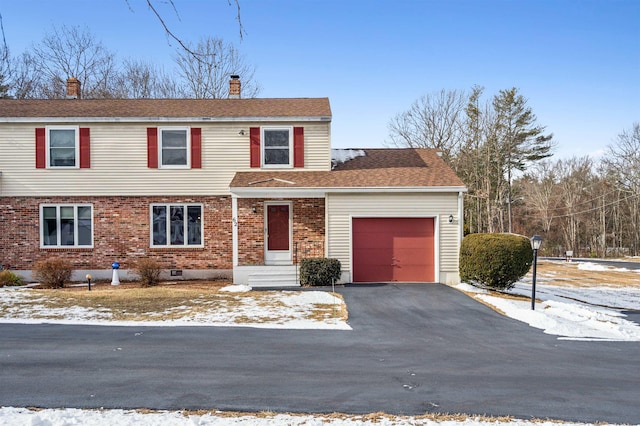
[111,269,120,286]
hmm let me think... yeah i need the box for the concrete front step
[248,271,300,287]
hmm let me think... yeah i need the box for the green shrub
[0,270,26,287]
[135,258,162,287]
[300,258,341,286]
[32,258,73,289]
[459,233,533,290]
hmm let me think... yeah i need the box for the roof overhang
[230,186,468,198]
[0,116,332,123]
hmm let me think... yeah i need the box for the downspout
[458,191,464,242]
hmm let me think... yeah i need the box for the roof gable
[231,148,466,190]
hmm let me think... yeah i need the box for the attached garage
[352,217,435,282]
[232,149,467,286]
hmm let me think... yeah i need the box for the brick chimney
[229,75,241,99]
[66,77,81,99]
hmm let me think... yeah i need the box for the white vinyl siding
[326,192,461,283]
[0,121,330,196]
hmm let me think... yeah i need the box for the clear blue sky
[1,0,639,159]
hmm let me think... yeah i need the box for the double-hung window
[41,204,93,247]
[48,126,79,168]
[159,127,190,168]
[151,204,203,247]
[262,127,293,167]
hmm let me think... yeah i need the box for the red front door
[267,204,290,251]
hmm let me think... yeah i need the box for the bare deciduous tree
[519,161,559,234]
[28,25,119,99]
[604,123,640,255]
[174,36,259,99]
[138,0,244,60]
[10,52,40,99]
[118,58,182,98]
[0,13,11,98]
[387,89,467,163]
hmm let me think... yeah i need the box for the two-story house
[0,77,467,286]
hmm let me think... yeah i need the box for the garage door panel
[352,233,392,248]
[393,237,431,249]
[394,265,430,282]
[353,218,434,282]
[355,248,393,265]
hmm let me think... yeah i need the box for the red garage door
[352,218,435,282]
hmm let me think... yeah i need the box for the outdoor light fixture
[252,206,257,214]
[530,235,542,310]
[448,214,454,223]
[238,129,246,136]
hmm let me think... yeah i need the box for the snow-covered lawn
[0,284,350,330]
[457,260,640,341]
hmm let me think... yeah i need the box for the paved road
[1,284,639,423]
[544,257,640,270]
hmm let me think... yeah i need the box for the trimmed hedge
[460,233,533,290]
[300,258,341,286]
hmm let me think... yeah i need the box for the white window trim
[261,126,293,168]
[46,126,79,169]
[150,203,204,248]
[158,126,191,169]
[39,204,94,248]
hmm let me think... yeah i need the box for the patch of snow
[0,407,610,425]
[476,294,640,341]
[331,148,366,169]
[454,283,489,294]
[577,262,613,272]
[459,278,640,341]
[219,284,252,292]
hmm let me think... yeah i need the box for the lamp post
[530,235,542,310]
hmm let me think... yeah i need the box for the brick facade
[0,196,232,271]
[237,198,325,266]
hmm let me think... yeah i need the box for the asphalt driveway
[1,283,639,423]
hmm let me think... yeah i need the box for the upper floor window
[36,127,90,169]
[262,127,293,167]
[250,126,303,169]
[147,127,201,169]
[159,127,190,168]
[151,204,203,247]
[40,204,93,248]
[48,126,79,168]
